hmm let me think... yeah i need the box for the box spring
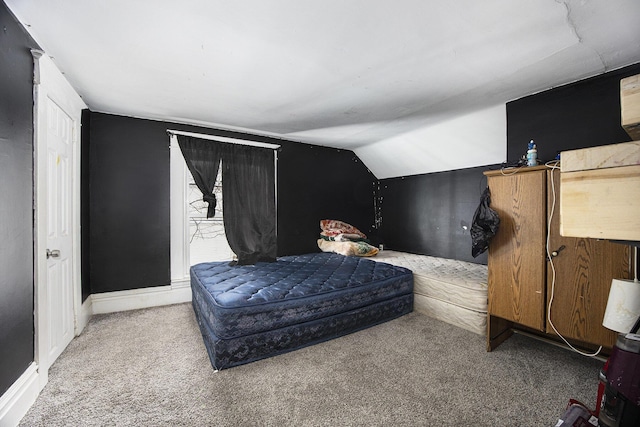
[372,251,487,335]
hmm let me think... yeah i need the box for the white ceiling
[6,0,640,177]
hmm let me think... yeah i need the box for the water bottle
[527,140,537,166]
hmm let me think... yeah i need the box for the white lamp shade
[603,279,640,333]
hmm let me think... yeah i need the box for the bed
[190,252,413,370]
[371,251,488,335]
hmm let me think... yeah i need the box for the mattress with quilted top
[191,252,414,369]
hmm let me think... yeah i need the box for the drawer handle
[547,245,565,260]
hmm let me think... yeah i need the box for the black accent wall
[0,2,39,396]
[276,142,376,255]
[507,62,640,163]
[84,112,376,295]
[86,114,171,294]
[379,166,495,264]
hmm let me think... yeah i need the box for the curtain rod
[167,129,281,150]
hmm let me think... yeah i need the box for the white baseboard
[0,363,41,427]
[91,280,192,315]
[75,297,93,336]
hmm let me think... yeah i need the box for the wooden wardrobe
[483,165,631,352]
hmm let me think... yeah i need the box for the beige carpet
[19,303,602,426]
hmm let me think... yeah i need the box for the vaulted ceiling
[6,0,640,177]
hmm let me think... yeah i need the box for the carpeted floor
[19,303,603,426]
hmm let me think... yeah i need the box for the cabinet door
[487,169,547,331]
[546,169,630,348]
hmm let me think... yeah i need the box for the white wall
[355,104,506,179]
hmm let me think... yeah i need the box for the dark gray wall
[379,166,494,264]
[86,113,171,294]
[277,142,376,255]
[84,112,376,295]
[0,2,39,396]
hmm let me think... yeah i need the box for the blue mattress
[191,252,413,370]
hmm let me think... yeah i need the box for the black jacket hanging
[471,187,500,258]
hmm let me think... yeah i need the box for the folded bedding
[317,219,379,257]
[317,238,379,257]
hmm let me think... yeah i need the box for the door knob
[46,249,60,259]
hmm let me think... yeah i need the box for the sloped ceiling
[6,0,640,178]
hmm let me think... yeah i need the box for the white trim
[76,297,93,335]
[31,51,49,392]
[167,129,281,150]
[0,363,41,427]
[274,150,278,239]
[170,135,190,283]
[91,283,192,315]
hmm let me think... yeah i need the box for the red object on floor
[557,400,598,426]
[596,358,611,417]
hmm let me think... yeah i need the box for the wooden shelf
[622,74,640,140]
[560,141,640,241]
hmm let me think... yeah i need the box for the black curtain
[177,135,223,218]
[222,143,277,265]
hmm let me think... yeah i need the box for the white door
[44,100,75,364]
[33,51,87,387]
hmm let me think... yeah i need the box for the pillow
[319,219,367,239]
[319,233,367,242]
[317,239,379,257]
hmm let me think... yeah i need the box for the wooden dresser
[483,166,630,352]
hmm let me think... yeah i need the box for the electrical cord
[545,160,602,357]
[499,165,526,175]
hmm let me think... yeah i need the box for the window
[170,136,232,285]
[170,132,279,283]
[187,167,234,265]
